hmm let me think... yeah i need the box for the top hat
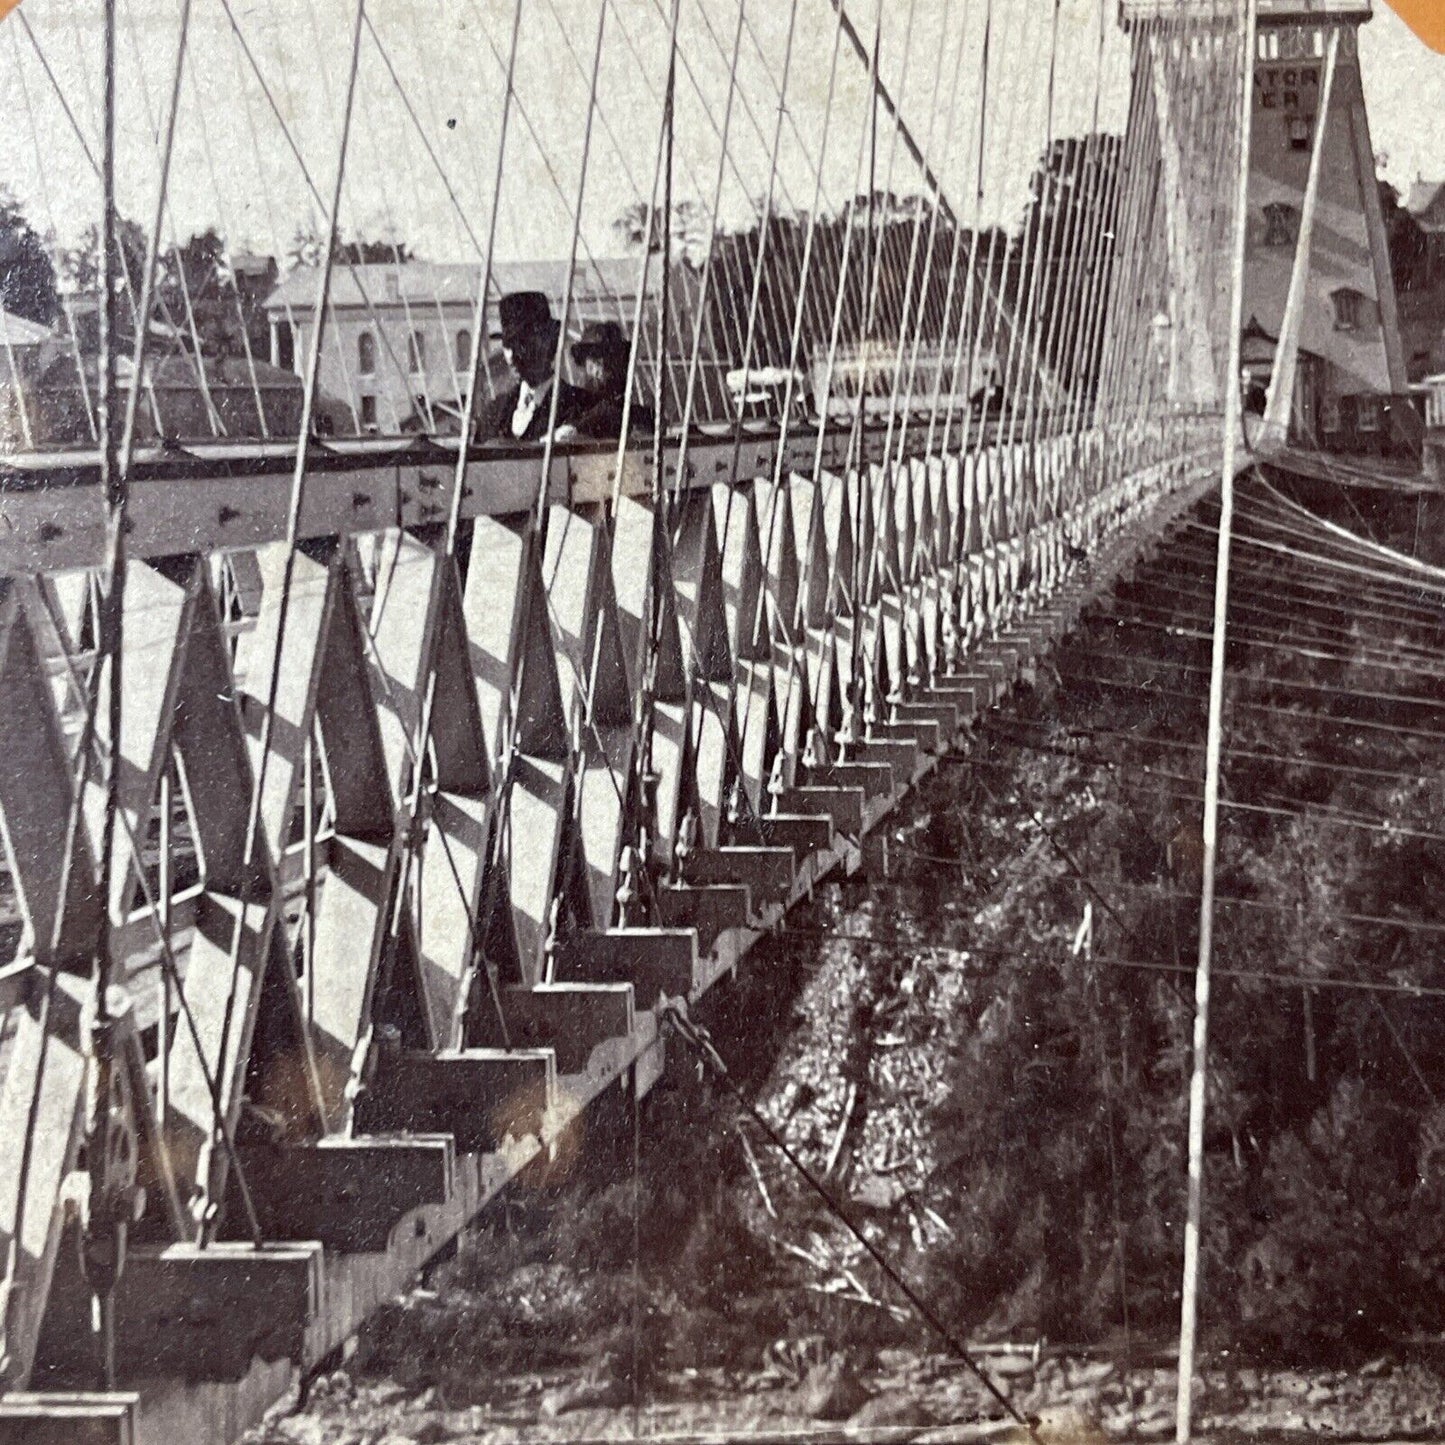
[571,319,631,365]
[497,291,556,345]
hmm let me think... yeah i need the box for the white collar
[511,376,553,437]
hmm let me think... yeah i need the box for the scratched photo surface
[0,1,1444,1443]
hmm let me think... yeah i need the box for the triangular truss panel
[613,499,691,856]
[465,515,569,987]
[755,477,812,791]
[0,583,100,965]
[367,529,494,1052]
[0,588,100,1388]
[863,463,911,710]
[543,506,634,934]
[714,481,777,816]
[232,542,399,1132]
[672,491,742,846]
[790,476,841,762]
[911,459,947,683]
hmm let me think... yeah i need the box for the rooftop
[265,257,661,316]
[0,310,55,347]
[230,253,278,278]
[1405,180,1445,232]
[37,349,302,390]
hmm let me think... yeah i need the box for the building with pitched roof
[264,257,666,435]
[27,349,311,447]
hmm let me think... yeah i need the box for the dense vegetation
[926,482,1445,1358]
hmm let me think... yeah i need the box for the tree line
[0,131,1124,406]
[0,190,415,367]
[615,135,1125,406]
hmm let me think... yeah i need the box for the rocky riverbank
[254,1344,1445,1443]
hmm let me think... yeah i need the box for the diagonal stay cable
[214,0,447,421]
[662,1005,1045,1445]
[359,13,485,259]
[971,770,1143,948]
[1087,955,1445,1005]
[961,729,1445,847]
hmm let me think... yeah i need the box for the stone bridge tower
[1120,0,1410,453]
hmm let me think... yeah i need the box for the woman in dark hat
[555,319,656,442]
[474,290,587,443]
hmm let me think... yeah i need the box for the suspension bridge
[0,0,1435,1439]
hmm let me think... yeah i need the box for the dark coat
[569,391,657,441]
[474,376,588,443]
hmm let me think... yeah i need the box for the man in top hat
[554,319,657,442]
[475,290,586,443]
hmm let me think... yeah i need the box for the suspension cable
[1178,4,1256,1437]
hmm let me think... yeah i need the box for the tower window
[358,330,376,376]
[408,330,427,374]
[1287,115,1313,151]
[360,395,377,430]
[1263,202,1301,248]
[1331,288,1364,332]
[456,329,472,373]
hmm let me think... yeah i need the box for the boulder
[538,1374,631,1418]
[797,1355,873,1420]
[847,1388,937,1434]
[913,1405,1106,1445]
[851,1173,906,1210]
[1066,1360,1116,1390]
[910,1421,1028,1444]
[983,1354,1036,1379]
[1033,1403,1106,1443]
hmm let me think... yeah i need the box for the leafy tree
[286,224,325,272]
[56,215,151,355]
[681,191,1020,399]
[157,228,233,357]
[1011,134,1124,403]
[1379,180,1428,295]
[920,482,1445,1357]
[287,224,413,269]
[58,215,148,300]
[337,236,413,265]
[156,229,275,361]
[612,200,712,263]
[0,190,58,326]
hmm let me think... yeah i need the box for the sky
[0,0,1440,267]
[0,0,1129,264]
[1358,1,1445,195]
